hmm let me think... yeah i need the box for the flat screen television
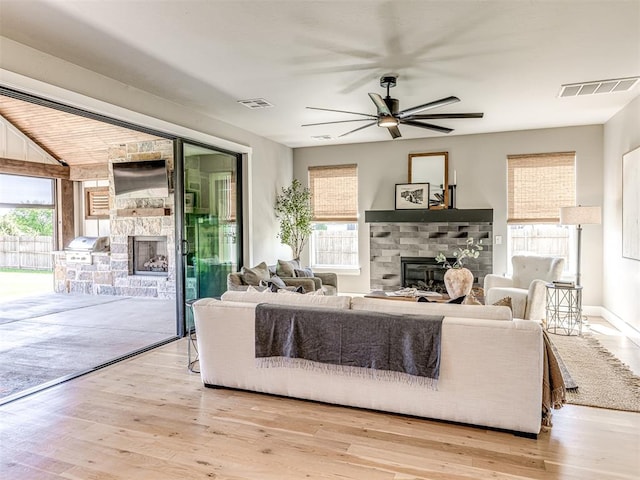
[112,160,169,198]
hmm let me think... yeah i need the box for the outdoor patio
[0,271,176,403]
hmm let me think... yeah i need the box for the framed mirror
[408,152,448,209]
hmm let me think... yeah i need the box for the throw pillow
[305,288,325,296]
[259,275,288,292]
[447,295,466,304]
[241,262,270,285]
[294,267,314,278]
[247,285,271,293]
[276,259,300,277]
[462,292,483,305]
[276,285,305,294]
[493,296,513,311]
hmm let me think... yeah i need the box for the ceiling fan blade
[387,126,401,139]
[400,119,453,134]
[405,113,484,120]
[397,96,460,118]
[306,106,376,118]
[338,121,377,138]
[302,118,378,127]
[368,92,392,116]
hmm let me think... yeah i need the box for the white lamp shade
[560,206,601,225]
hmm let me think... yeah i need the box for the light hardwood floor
[1,337,639,480]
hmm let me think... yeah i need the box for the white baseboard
[584,305,640,348]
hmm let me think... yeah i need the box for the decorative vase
[443,267,474,299]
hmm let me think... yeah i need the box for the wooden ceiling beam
[70,163,110,181]
[0,158,70,179]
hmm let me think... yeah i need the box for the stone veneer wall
[369,221,493,292]
[54,139,176,299]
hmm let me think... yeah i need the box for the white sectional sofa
[193,291,544,435]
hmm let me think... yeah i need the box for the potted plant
[274,179,313,261]
[435,237,483,299]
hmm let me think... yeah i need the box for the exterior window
[507,152,576,274]
[308,164,358,268]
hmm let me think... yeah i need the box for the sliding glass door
[181,142,242,330]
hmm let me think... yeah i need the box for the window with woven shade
[507,152,576,223]
[506,152,576,274]
[308,164,359,268]
[309,164,358,222]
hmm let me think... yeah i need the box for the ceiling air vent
[237,98,274,109]
[559,77,639,97]
[311,135,333,141]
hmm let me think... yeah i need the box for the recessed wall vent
[237,98,274,109]
[559,77,639,97]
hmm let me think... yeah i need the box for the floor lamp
[560,205,601,286]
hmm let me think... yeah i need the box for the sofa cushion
[351,296,512,320]
[276,259,300,277]
[241,262,271,285]
[221,290,351,309]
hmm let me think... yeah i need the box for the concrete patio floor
[0,292,177,403]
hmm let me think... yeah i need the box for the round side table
[545,284,583,336]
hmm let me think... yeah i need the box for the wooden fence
[312,230,358,267]
[0,235,53,270]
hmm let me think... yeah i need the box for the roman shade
[308,164,358,222]
[507,152,575,224]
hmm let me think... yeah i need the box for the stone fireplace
[366,209,493,292]
[130,236,168,276]
[53,139,176,299]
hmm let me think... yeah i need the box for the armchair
[484,255,565,321]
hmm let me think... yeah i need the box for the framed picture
[185,191,195,213]
[395,183,430,210]
[623,146,640,261]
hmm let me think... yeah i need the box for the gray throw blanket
[255,303,443,387]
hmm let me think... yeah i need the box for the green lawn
[0,269,54,300]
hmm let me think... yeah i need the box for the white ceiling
[0,0,638,148]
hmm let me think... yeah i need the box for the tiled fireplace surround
[367,209,493,292]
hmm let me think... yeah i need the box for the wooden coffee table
[364,292,450,303]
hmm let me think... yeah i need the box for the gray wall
[293,125,604,306]
[603,95,640,331]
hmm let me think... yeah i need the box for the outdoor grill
[65,236,110,264]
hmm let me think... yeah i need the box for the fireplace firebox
[401,257,455,293]
[131,236,168,276]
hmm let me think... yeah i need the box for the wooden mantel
[364,208,493,223]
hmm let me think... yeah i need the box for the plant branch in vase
[435,238,483,299]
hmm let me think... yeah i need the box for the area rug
[549,332,640,412]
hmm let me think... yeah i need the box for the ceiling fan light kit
[304,74,484,140]
[377,115,399,127]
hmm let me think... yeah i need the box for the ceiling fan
[303,74,483,139]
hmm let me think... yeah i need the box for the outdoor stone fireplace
[366,209,493,292]
[130,236,168,276]
[52,139,176,299]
